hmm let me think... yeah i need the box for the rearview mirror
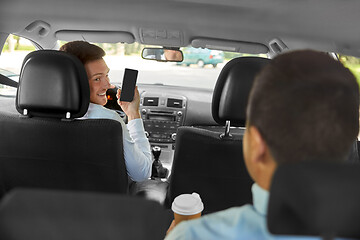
[141,48,183,62]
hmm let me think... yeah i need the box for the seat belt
[0,74,18,88]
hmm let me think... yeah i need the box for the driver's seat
[0,50,128,199]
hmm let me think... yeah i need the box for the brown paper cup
[174,211,202,225]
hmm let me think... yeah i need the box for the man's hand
[117,86,141,121]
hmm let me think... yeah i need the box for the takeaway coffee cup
[171,192,204,225]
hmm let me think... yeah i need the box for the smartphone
[120,68,138,102]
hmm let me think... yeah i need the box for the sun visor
[55,30,135,44]
[191,38,269,54]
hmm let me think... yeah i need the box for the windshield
[104,54,219,89]
[0,37,269,91]
[61,42,268,90]
[3,38,360,91]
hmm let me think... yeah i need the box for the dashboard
[137,84,217,170]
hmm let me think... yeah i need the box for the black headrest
[267,161,360,239]
[16,50,89,119]
[212,57,270,127]
[0,189,172,240]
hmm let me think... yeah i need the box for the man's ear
[248,125,277,190]
[248,126,267,164]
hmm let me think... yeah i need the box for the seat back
[0,50,128,198]
[167,126,253,213]
[347,140,360,163]
[0,189,172,240]
[166,57,270,213]
[268,161,360,239]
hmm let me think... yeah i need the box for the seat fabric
[0,189,172,240]
[166,126,253,213]
[268,161,360,239]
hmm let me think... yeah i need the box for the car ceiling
[1,0,360,57]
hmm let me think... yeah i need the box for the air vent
[167,98,183,108]
[143,97,159,106]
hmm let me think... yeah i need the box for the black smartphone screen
[120,68,138,102]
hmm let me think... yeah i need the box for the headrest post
[225,120,230,135]
[23,109,28,116]
[220,120,232,139]
[66,112,71,119]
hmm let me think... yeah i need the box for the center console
[140,92,186,143]
[140,91,187,170]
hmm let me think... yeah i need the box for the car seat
[347,140,360,163]
[268,161,360,239]
[0,188,172,240]
[166,57,270,213]
[0,50,128,199]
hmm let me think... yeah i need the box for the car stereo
[140,94,186,143]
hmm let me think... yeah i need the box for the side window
[338,54,360,140]
[0,34,35,96]
[339,55,360,86]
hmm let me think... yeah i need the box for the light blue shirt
[166,184,330,240]
[80,103,152,182]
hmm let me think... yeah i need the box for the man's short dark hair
[59,41,105,65]
[247,50,359,164]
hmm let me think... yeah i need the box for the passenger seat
[166,57,270,213]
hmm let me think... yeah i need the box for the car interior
[0,0,360,239]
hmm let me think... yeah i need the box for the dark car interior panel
[268,161,360,239]
[0,189,172,240]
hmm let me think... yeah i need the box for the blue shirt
[80,103,152,182]
[166,184,327,240]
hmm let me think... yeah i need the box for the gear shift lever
[151,146,169,179]
[152,146,161,161]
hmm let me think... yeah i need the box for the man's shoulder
[87,104,120,121]
[201,205,258,229]
[167,204,325,240]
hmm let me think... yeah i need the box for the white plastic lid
[171,192,204,215]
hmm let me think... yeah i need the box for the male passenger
[60,41,152,182]
[165,50,359,239]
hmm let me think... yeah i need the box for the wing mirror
[141,48,183,62]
